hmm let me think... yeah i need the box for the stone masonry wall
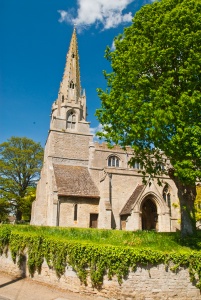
[0,251,200,300]
[59,197,99,227]
[48,131,92,161]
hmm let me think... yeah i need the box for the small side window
[74,204,78,221]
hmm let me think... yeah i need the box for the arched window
[62,95,64,102]
[72,53,75,58]
[67,111,76,129]
[163,184,171,210]
[108,156,119,167]
[74,204,78,221]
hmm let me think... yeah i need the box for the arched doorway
[141,198,158,231]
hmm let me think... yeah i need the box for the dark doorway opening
[141,199,158,231]
[90,214,98,228]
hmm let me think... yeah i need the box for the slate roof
[119,184,144,216]
[53,164,100,198]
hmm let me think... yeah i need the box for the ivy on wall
[0,225,201,289]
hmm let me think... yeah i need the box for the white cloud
[58,0,134,31]
[90,123,106,141]
[110,40,116,51]
[90,123,103,136]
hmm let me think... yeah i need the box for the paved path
[0,272,106,300]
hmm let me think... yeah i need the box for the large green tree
[96,0,201,237]
[0,137,43,221]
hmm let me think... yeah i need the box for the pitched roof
[53,164,99,198]
[119,184,144,216]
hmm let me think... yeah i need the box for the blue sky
[1,0,153,146]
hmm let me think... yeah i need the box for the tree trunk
[16,209,22,221]
[175,181,196,237]
[168,169,196,237]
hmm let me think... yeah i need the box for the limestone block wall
[59,197,99,228]
[47,130,92,161]
[31,157,57,226]
[0,251,200,300]
[109,172,142,229]
[92,170,112,229]
[31,160,50,225]
[90,143,129,169]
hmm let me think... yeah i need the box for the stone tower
[31,28,99,226]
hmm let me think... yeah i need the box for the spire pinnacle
[58,27,81,102]
[50,28,87,129]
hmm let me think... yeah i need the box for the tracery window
[67,111,76,129]
[108,156,119,167]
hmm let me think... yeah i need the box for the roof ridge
[119,184,144,216]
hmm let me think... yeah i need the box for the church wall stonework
[59,197,99,228]
[48,131,92,161]
[0,252,200,300]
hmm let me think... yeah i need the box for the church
[31,28,180,232]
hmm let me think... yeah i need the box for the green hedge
[0,225,201,289]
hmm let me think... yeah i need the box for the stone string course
[0,251,200,300]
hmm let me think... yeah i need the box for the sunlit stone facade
[31,29,180,232]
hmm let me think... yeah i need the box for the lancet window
[74,204,78,221]
[70,80,75,89]
[163,184,171,210]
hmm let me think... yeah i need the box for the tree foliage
[96,0,201,236]
[0,137,43,221]
[0,197,10,222]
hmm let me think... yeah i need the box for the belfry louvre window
[67,112,76,129]
[108,156,119,167]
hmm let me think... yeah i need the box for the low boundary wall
[0,251,200,300]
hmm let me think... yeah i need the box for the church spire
[51,27,88,132]
[59,27,81,103]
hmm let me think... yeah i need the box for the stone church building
[31,28,180,232]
